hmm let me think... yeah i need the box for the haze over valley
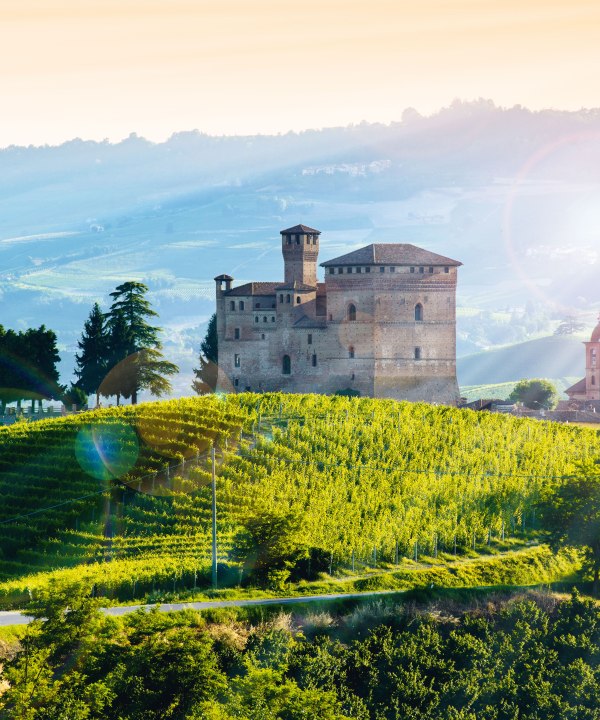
[2,101,599,396]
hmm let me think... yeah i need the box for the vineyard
[0,392,599,603]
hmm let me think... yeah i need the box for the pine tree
[74,303,109,407]
[104,282,178,404]
[192,314,218,395]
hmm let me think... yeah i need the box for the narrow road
[0,589,404,627]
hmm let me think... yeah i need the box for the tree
[554,315,585,335]
[103,282,178,404]
[539,461,600,594]
[74,302,109,407]
[232,511,308,589]
[192,313,218,395]
[508,378,558,410]
[0,324,61,412]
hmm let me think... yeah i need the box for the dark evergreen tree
[192,313,218,395]
[104,282,178,404]
[0,325,61,412]
[74,303,109,407]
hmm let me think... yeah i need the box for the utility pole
[211,445,218,590]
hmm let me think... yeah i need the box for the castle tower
[565,315,600,403]
[583,316,600,400]
[281,224,320,287]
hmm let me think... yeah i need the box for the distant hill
[1,101,600,393]
[457,334,585,387]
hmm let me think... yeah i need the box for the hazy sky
[2,0,599,146]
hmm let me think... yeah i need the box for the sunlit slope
[457,335,584,387]
[0,392,598,588]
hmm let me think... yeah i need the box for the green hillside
[457,334,585,388]
[0,393,598,605]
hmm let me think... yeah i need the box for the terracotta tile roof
[280,224,321,235]
[274,282,316,292]
[321,243,462,267]
[224,282,278,297]
[565,378,586,395]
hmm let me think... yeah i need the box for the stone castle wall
[215,233,461,405]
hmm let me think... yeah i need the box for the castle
[214,225,462,403]
[565,316,600,409]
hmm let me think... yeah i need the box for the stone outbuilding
[215,224,462,404]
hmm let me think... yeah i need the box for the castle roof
[224,282,278,297]
[565,378,586,396]
[274,282,316,292]
[321,243,462,267]
[294,315,327,328]
[280,224,321,235]
[214,274,234,281]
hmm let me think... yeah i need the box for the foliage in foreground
[2,584,600,719]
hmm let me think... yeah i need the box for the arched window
[347,304,357,321]
[286,294,291,304]
[282,355,291,375]
[349,346,355,359]
[415,303,423,322]
[592,349,597,367]
[296,296,301,304]
[263,316,267,322]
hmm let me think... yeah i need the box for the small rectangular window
[356,267,362,273]
[390,266,395,273]
[240,301,245,310]
[229,301,235,311]
[444,266,449,273]
[234,354,241,367]
[234,378,239,387]
[328,267,334,275]
[379,266,385,273]
[308,334,313,345]
[414,347,421,360]
[429,267,433,273]
[419,267,424,273]
[271,316,275,322]
[347,267,352,273]
[234,328,240,340]
[410,267,415,273]
[365,266,371,273]
[312,354,317,367]
[337,267,343,274]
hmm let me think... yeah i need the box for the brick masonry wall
[216,255,460,404]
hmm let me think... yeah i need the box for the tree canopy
[539,460,600,594]
[192,313,218,395]
[74,302,108,406]
[0,324,61,409]
[508,378,558,410]
[101,282,178,404]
